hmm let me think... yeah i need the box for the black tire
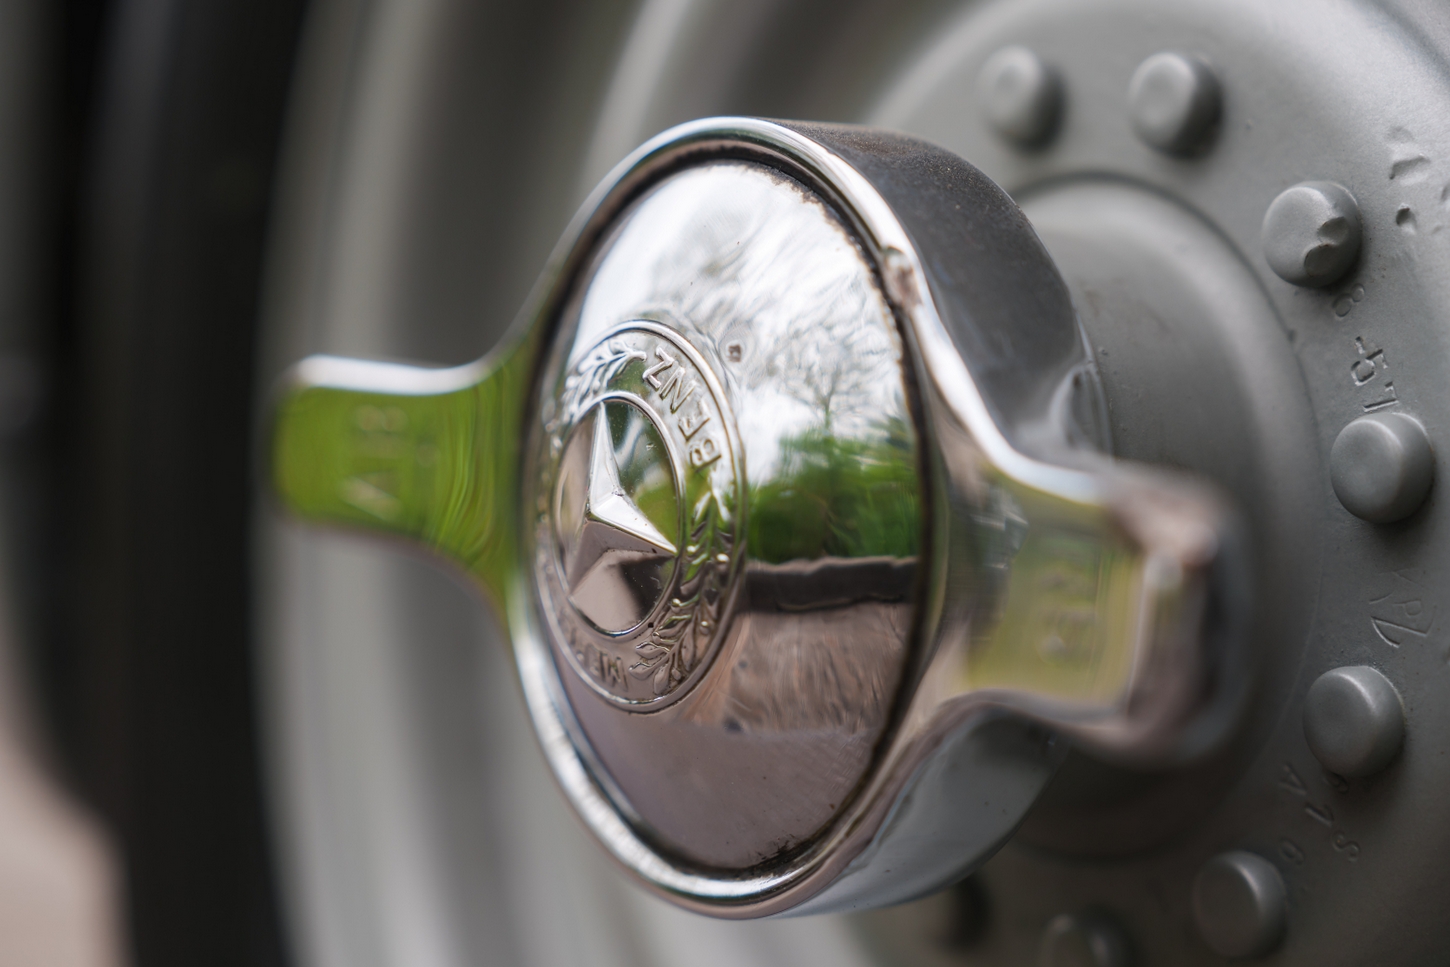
[55,1,310,963]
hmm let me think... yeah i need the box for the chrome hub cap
[271,118,1233,916]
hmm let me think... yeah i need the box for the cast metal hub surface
[851,0,1450,964]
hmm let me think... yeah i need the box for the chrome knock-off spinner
[271,118,1238,915]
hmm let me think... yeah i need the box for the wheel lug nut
[1191,851,1287,959]
[1330,412,1434,523]
[978,45,1063,147]
[1304,665,1404,778]
[1262,181,1363,287]
[1038,911,1132,967]
[1127,51,1220,155]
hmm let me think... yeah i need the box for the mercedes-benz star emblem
[556,399,679,633]
[536,322,743,708]
[567,401,677,583]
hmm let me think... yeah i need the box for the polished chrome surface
[270,118,1237,916]
[540,318,746,708]
[533,161,916,861]
[556,398,679,633]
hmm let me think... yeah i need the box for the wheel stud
[978,45,1063,148]
[1262,181,1362,287]
[1191,851,1287,959]
[1304,666,1404,778]
[1127,51,1220,155]
[1039,911,1132,967]
[1330,412,1433,523]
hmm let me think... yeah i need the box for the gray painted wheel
[258,0,1450,964]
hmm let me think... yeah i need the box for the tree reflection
[748,415,919,563]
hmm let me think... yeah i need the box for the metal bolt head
[1127,52,1220,154]
[1039,912,1132,967]
[1192,851,1286,959]
[979,45,1063,147]
[1262,181,1363,287]
[1304,666,1404,778]
[1330,412,1434,523]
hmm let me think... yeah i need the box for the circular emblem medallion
[535,321,743,708]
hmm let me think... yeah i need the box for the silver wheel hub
[260,0,1450,962]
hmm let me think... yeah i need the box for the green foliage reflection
[747,417,920,563]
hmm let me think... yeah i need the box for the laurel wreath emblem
[555,338,645,430]
[542,324,740,703]
[627,490,732,694]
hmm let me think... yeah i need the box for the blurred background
[0,1,306,963]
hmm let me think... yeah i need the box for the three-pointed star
[565,407,677,593]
